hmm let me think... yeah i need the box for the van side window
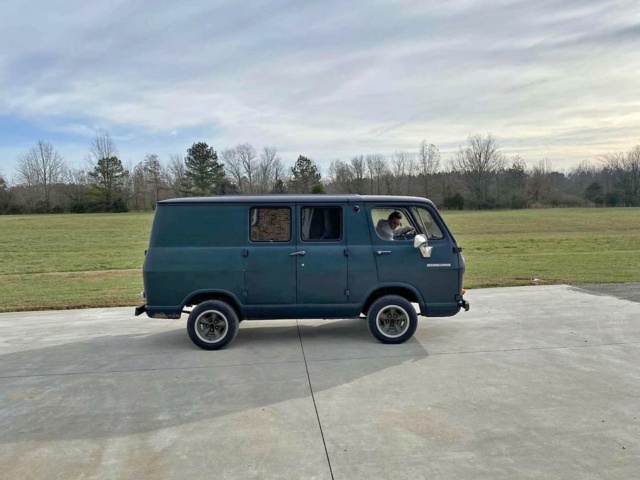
[250,207,291,242]
[371,207,415,241]
[301,207,342,242]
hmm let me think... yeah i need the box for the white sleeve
[393,226,413,237]
[376,220,394,240]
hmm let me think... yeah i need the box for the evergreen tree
[271,178,286,194]
[143,153,165,204]
[89,156,125,205]
[289,155,322,193]
[183,142,225,196]
[0,174,10,213]
[584,181,604,205]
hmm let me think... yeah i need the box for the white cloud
[0,0,639,173]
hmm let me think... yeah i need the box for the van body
[136,195,468,349]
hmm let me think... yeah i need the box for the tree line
[1,132,638,214]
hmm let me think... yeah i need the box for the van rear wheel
[367,295,418,344]
[187,300,239,350]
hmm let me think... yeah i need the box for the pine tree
[289,155,322,193]
[89,156,125,204]
[183,142,225,196]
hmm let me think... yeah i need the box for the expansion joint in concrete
[296,320,335,480]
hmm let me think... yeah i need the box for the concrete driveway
[1,285,639,479]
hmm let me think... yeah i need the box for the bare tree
[120,159,135,210]
[416,140,441,198]
[528,158,554,203]
[406,154,416,195]
[143,153,166,205]
[63,167,90,209]
[236,143,258,194]
[131,162,147,210]
[371,154,388,195]
[365,154,376,194]
[87,131,118,164]
[350,155,366,194]
[391,151,412,195]
[222,148,243,193]
[15,140,66,210]
[167,154,186,197]
[602,145,640,206]
[328,159,355,193]
[453,133,506,207]
[221,143,260,193]
[256,146,284,194]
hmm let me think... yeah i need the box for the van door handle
[376,250,392,255]
[290,251,306,256]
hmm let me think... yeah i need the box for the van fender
[181,289,245,319]
[360,283,428,317]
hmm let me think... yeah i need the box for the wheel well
[185,292,243,320]
[362,287,419,316]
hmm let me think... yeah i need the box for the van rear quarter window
[250,207,291,242]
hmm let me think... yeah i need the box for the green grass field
[1,208,639,312]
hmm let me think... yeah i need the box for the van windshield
[410,207,443,239]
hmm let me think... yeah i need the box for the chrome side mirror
[413,234,427,248]
[413,234,432,258]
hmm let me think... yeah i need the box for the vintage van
[135,195,469,350]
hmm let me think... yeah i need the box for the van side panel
[143,204,246,316]
[345,202,379,306]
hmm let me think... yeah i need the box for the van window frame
[248,205,293,243]
[369,206,418,242]
[409,205,445,240]
[299,205,344,243]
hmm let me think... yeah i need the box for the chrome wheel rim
[195,310,229,343]
[376,305,410,338]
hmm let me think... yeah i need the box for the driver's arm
[392,225,415,237]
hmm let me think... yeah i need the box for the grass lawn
[0,213,152,312]
[443,208,640,288]
[0,208,639,312]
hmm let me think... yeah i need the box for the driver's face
[390,218,401,229]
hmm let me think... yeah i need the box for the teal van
[135,195,469,350]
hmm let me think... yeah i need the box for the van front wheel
[187,300,239,350]
[367,295,418,344]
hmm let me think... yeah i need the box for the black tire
[367,295,418,344]
[187,300,240,350]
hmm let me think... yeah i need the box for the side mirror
[413,234,427,248]
[413,234,433,258]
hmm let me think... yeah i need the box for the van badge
[427,263,451,267]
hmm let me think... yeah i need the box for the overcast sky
[1,0,639,178]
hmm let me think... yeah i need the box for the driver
[376,212,415,240]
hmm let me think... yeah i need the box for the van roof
[158,195,435,205]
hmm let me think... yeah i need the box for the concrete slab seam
[296,319,335,480]
[0,359,307,380]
